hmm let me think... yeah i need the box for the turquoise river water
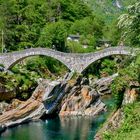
[0,95,114,140]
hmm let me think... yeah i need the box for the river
[0,95,114,140]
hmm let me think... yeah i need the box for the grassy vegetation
[103,101,140,140]
[110,54,140,108]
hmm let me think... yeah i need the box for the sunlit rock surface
[0,73,115,133]
[59,76,108,116]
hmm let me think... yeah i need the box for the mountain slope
[85,0,137,23]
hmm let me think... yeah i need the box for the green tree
[59,0,92,21]
[111,54,140,107]
[70,16,103,38]
[69,16,104,50]
[0,0,93,51]
[118,2,140,47]
[38,21,68,51]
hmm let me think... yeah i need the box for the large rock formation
[90,73,118,95]
[0,81,46,127]
[0,72,70,130]
[0,73,112,133]
[59,85,106,116]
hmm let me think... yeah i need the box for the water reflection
[0,95,115,140]
[60,117,94,140]
[0,115,106,140]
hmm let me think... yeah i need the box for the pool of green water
[0,95,114,140]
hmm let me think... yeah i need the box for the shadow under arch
[7,54,70,73]
[8,55,69,100]
[10,55,70,79]
[79,46,134,73]
[82,54,129,77]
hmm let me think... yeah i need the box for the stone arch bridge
[0,47,137,73]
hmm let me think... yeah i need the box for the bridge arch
[77,47,135,73]
[0,47,137,73]
[7,54,70,71]
[81,55,126,74]
[0,48,73,71]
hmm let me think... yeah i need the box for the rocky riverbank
[59,82,106,116]
[58,74,118,116]
[94,85,140,140]
[0,73,118,133]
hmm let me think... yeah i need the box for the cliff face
[59,74,118,116]
[0,81,46,126]
[0,73,118,134]
[0,74,109,132]
[59,85,106,116]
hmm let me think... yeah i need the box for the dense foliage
[86,0,138,45]
[111,55,140,107]
[83,56,125,78]
[111,1,140,107]
[103,102,140,140]
[0,0,139,103]
[98,2,140,139]
[0,0,104,52]
[118,2,140,47]
[0,56,67,100]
